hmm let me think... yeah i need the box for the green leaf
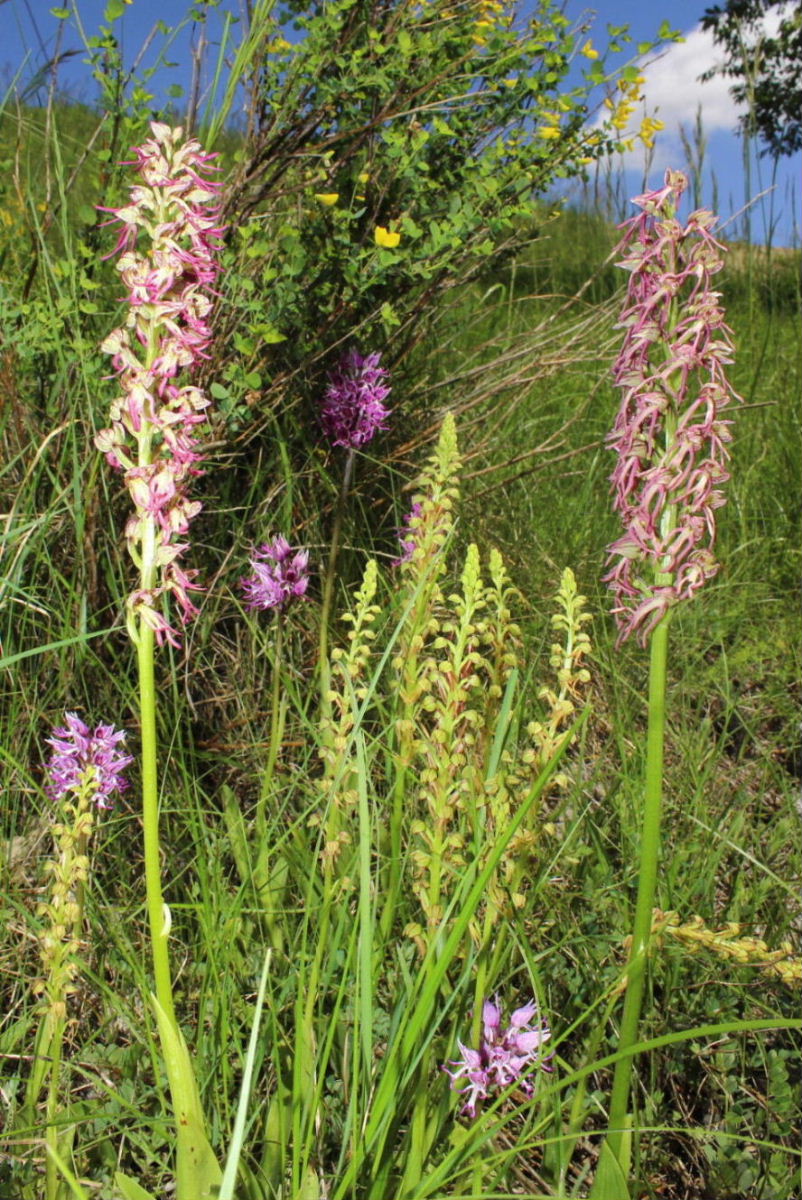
[623,63,645,84]
[210,382,230,400]
[43,1142,91,1199]
[244,370,262,389]
[115,1173,159,1200]
[104,0,126,20]
[50,7,70,17]
[220,786,251,883]
[151,996,223,1200]
[293,1166,320,1200]
[255,322,286,344]
[380,301,400,328]
[588,1125,632,1200]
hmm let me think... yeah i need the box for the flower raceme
[46,712,132,808]
[95,122,226,648]
[241,537,310,613]
[444,999,552,1118]
[321,350,391,449]
[604,169,738,644]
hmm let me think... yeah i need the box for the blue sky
[562,0,800,246]
[2,0,799,244]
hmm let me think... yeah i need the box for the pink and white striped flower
[96,122,226,647]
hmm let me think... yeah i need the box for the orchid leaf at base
[114,1173,159,1200]
[151,996,223,1200]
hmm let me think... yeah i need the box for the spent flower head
[46,712,133,808]
[242,537,310,612]
[444,997,551,1118]
[604,168,738,644]
[321,350,391,449]
[95,122,226,647]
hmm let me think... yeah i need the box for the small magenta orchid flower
[46,712,132,808]
[444,998,551,1118]
[603,168,738,645]
[321,350,391,449]
[241,537,310,613]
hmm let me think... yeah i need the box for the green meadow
[1,4,799,1198]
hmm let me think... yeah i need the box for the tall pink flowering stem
[591,170,737,1193]
[96,122,224,1034]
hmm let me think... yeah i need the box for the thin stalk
[137,617,177,1031]
[319,450,355,719]
[597,611,670,1173]
[257,612,285,834]
[44,1014,66,1200]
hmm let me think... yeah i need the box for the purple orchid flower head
[241,537,310,613]
[46,712,133,808]
[444,997,552,1118]
[604,168,738,645]
[321,350,391,450]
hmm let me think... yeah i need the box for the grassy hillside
[1,78,799,1200]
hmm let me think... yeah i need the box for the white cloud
[591,3,796,168]
[637,25,741,132]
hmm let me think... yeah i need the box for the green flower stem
[319,449,355,721]
[134,373,177,1030]
[597,609,670,1176]
[44,1013,66,1200]
[257,613,285,835]
[137,614,177,1032]
[471,902,499,1046]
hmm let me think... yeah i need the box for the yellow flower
[581,40,598,59]
[537,126,561,140]
[315,193,339,206]
[358,172,370,183]
[375,226,401,248]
